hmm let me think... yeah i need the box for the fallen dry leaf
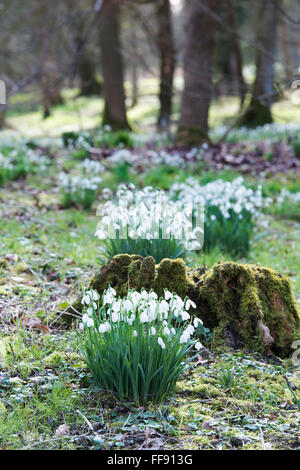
[55,424,70,436]
[21,316,51,334]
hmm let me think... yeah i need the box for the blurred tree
[177,0,216,144]
[100,0,130,130]
[156,0,175,130]
[240,0,280,127]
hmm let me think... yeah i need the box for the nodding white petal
[150,326,156,335]
[79,323,84,331]
[181,311,190,321]
[158,337,165,349]
[195,342,203,351]
[133,330,138,337]
[159,300,169,314]
[140,312,149,323]
[82,314,89,324]
[163,327,170,336]
[164,291,172,301]
[86,318,94,327]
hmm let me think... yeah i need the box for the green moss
[43,351,83,368]
[153,258,191,298]
[195,262,300,357]
[239,100,273,128]
[12,262,30,275]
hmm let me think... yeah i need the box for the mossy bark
[239,100,273,128]
[176,126,210,146]
[66,256,300,358]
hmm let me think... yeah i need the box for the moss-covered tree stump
[68,255,300,358]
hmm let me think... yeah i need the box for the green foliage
[203,206,252,257]
[61,187,98,210]
[292,140,300,158]
[102,237,185,264]
[79,288,199,404]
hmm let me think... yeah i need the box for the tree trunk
[177,0,216,144]
[77,41,102,96]
[156,0,175,130]
[100,0,130,130]
[225,0,247,107]
[240,0,279,127]
[130,13,138,108]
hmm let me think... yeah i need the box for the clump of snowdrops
[59,159,104,209]
[78,287,205,404]
[170,176,267,257]
[0,142,50,186]
[96,184,203,262]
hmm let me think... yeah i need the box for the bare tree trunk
[241,0,279,127]
[177,0,216,144]
[156,0,175,130]
[279,0,293,80]
[130,13,138,108]
[100,0,130,130]
[225,0,247,107]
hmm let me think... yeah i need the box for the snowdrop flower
[86,317,94,328]
[159,300,169,315]
[149,291,158,300]
[99,322,111,333]
[82,313,89,324]
[171,327,176,335]
[185,299,196,310]
[163,327,170,336]
[158,337,165,349]
[81,294,91,306]
[140,311,149,323]
[79,323,84,331]
[195,342,203,351]
[150,326,156,335]
[133,330,138,337]
[181,311,190,321]
[164,290,172,301]
[193,317,203,328]
[111,312,119,323]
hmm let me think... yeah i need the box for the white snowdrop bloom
[141,290,149,300]
[185,299,196,310]
[163,327,170,336]
[164,290,172,301]
[171,327,176,335]
[193,317,203,328]
[93,302,97,310]
[140,311,149,323]
[181,311,190,321]
[90,289,100,301]
[149,291,158,300]
[86,307,93,316]
[158,337,165,349]
[99,322,111,333]
[112,300,121,312]
[186,324,195,335]
[159,300,169,315]
[173,296,184,310]
[81,294,91,306]
[195,342,203,351]
[150,326,156,335]
[123,299,133,311]
[79,323,84,331]
[111,312,119,323]
[173,308,180,318]
[86,317,94,328]
[133,330,138,337]
[103,292,115,305]
[179,332,189,344]
[82,313,89,324]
